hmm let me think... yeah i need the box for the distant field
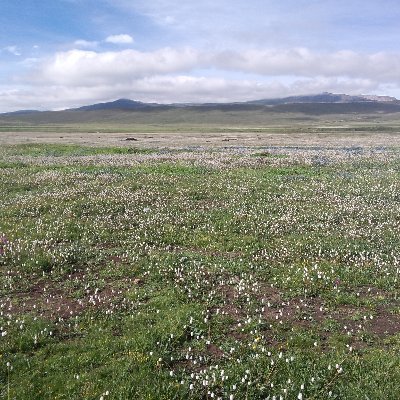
[2,107,400,156]
[2,129,400,150]
[1,141,400,399]
[1,105,400,135]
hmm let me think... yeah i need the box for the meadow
[1,140,400,399]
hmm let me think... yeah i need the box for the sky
[0,0,400,111]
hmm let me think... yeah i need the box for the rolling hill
[1,93,400,131]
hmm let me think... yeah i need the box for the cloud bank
[32,47,400,84]
[1,46,399,111]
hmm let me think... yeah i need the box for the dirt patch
[365,308,400,337]
[355,286,388,298]
[218,284,237,302]
[1,276,138,321]
[5,282,86,320]
[259,295,400,343]
[262,296,327,325]
[256,283,282,303]
[206,343,225,358]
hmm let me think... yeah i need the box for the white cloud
[31,48,201,86]
[105,34,134,44]
[30,47,400,87]
[74,40,99,48]
[0,75,383,112]
[3,46,21,56]
[21,58,40,66]
[213,48,400,82]
[1,46,399,111]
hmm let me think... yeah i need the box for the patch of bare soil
[211,281,400,352]
[366,307,400,337]
[2,273,141,321]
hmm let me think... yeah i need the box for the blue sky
[1,0,400,111]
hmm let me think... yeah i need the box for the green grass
[1,143,154,157]
[0,144,400,399]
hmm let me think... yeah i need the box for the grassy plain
[1,129,400,399]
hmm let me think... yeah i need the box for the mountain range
[2,92,400,116]
[2,92,400,129]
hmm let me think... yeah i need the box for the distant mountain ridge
[1,92,399,117]
[72,98,169,111]
[246,92,399,105]
[1,109,43,116]
[73,93,399,111]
